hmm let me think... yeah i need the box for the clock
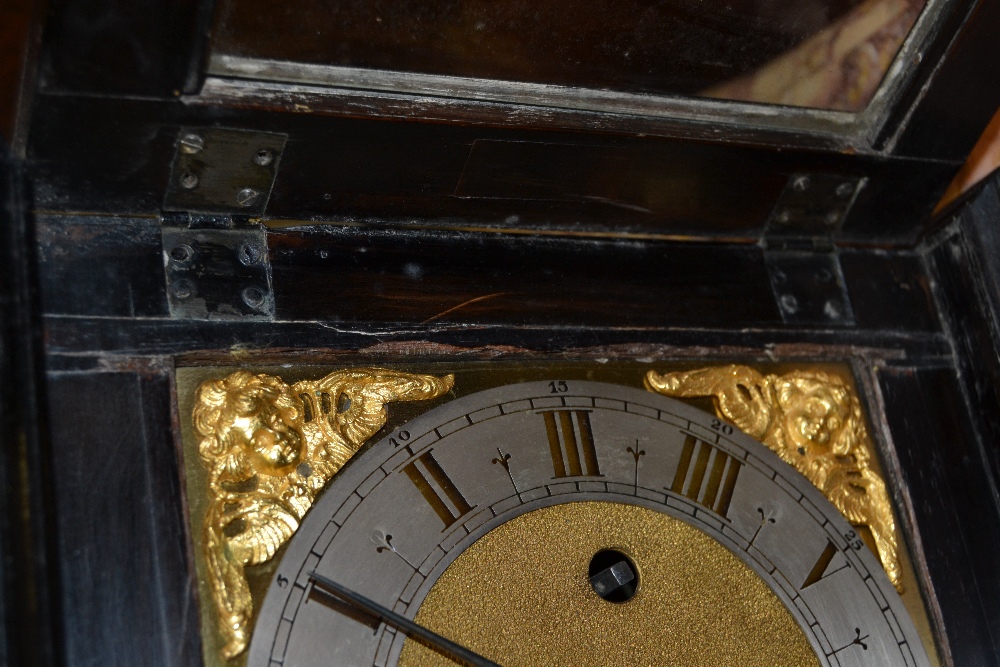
[181,365,937,666]
[4,0,1000,665]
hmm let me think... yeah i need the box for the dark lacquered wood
[34,214,947,352]
[839,249,941,333]
[0,142,61,667]
[26,95,959,244]
[46,371,201,667]
[924,175,1000,497]
[0,0,37,145]
[268,228,779,327]
[35,215,169,319]
[39,0,214,97]
[878,363,1000,666]
[11,3,1000,667]
[889,0,1000,160]
[210,0,860,97]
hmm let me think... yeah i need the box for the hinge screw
[254,148,275,167]
[236,187,261,207]
[835,182,855,198]
[239,243,263,266]
[179,172,199,189]
[171,278,195,300]
[792,175,811,192]
[179,133,205,154]
[169,244,194,263]
[779,294,799,314]
[242,286,266,310]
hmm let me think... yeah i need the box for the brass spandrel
[645,364,902,591]
[192,368,454,661]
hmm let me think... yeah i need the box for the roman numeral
[669,435,742,519]
[801,539,851,589]
[540,410,602,478]
[401,450,474,530]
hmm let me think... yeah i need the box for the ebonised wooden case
[2,0,1000,665]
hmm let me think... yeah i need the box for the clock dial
[247,381,930,667]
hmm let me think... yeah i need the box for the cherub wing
[824,466,902,591]
[203,495,300,661]
[645,365,773,439]
[305,369,454,450]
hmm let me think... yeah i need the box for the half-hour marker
[831,627,870,655]
[540,410,602,478]
[370,530,416,569]
[801,538,851,589]
[669,435,742,519]
[401,450,474,530]
[492,448,519,495]
[627,442,646,494]
[749,507,776,548]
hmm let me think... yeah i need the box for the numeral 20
[710,418,734,435]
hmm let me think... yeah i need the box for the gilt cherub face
[774,374,852,456]
[231,389,306,476]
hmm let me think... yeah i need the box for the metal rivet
[236,187,260,208]
[239,243,263,266]
[169,244,194,263]
[792,175,811,192]
[254,148,275,167]
[815,268,832,283]
[825,211,841,225]
[179,133,204,154]
[179,172,199,189]
[824,300,844,319]
[242,286,266,309]
[772,269,787,286]
[777,210,792,224]
[171,278,195,300]
[779,294,799,314]
[836,182,855,198]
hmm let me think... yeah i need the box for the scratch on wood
[421,292,511,324]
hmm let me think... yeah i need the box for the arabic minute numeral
[710,418,733,435]
[548,380,569,394]
[844,529,863,550]
[389,430,411,448]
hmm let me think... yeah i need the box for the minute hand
[307,571,503,667]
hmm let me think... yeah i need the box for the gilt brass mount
[193,368,453,660]
[646,364,901,590]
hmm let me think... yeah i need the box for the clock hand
[308,571,503,667]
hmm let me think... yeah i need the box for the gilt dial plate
[248,380,930,667]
